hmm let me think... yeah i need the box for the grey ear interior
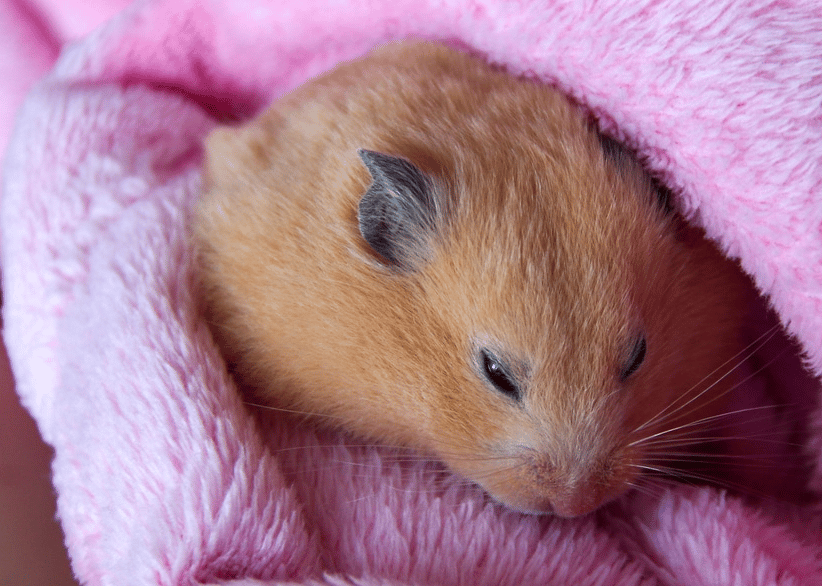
[357,149,438,269]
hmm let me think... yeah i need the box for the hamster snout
[194,42,751,516]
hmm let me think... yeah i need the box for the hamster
[193,41,754,517]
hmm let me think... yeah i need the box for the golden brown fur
[194,42,752,516]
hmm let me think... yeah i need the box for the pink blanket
[3,0,822,584]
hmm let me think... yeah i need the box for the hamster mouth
[482,475,631,517]
[464,449,637,517]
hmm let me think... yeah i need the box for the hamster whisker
[643,409,799,449]
[630,463,715,487]
[632,446,796,500]
[629,484,662,499]
[628,477,673,499]
[592,384,625,412]
[631,463,674,477]
[271,444,397,454]
[651,461,788,479]
[655,345,792,440]
[628,403,779,448]
[645,422,796,448]
[244,401,350,422]
[647,450,787,466]
[638,425,798,451]
[654,467,776,498]
[620,479,659,499]
[632,324,780,435]
[631,342,790,449]
[361,480,483,500]
[325,454,435,466]
[630,403,788,449]
[636,329,780,436]
[629,463,722,491]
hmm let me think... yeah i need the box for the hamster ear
[357,149,438,270]
[597,133,673,214]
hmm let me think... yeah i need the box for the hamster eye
[620,336,647,381]
[480,349,522,401]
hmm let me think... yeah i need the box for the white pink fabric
[3,0,822,584]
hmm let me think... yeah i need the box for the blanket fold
[3,0,822,584]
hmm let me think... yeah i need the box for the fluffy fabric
[3,0,822,584]
[0,0,131,169]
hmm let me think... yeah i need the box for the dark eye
[620,336,647,381]
[481,349,521,401]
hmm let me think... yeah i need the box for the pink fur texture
[3,0,822,584]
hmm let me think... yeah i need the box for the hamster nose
[550,489,604,518]
[549,474,628,517]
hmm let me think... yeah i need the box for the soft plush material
[0,0,132,171]
[3,0,822,584]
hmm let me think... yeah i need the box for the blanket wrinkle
[2,0,822,585]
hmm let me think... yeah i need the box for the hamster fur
[194,42,754,517]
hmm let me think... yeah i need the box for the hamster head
[195,42,751,517]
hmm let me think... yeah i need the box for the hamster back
[194,42,752,517]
